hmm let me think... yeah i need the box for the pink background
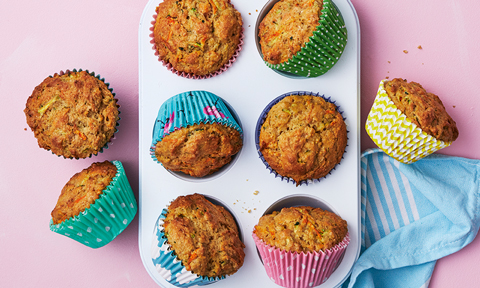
[1,0,479,287]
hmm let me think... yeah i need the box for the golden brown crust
[259,0,323,64]
[254,206,347,253]
[164,194,245,277]
[51,161,117,225]
[24,71,119,159]
[153,0,243,76]
[385,78,459,142]
[155,123,242,177]
[259,95,347,185]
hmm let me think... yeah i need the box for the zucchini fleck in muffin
[259,0,324,65]
[155,122,242,177]
[163,193,245,278]
[259,94,347,185]
[384,78,458,143]
[254,206,348,252]
[24,70,119,159]
[51,161,117,225]
[153,0,243,76]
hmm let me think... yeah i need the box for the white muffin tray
[138,0,361,287]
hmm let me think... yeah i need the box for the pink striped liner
[149,7,244,80]
[253,232,350,288]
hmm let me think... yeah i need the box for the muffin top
[24,71,119,159]
[259,95,347,185]
[259,0,323,65]
[153,0,243,76]
[254,206,347,253]
[384,78,459,142]
[155,123,242,177]
[163,193,245,278]
[51,161,117,225]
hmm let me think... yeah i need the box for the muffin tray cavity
[139,0,361,287]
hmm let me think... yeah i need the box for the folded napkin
[345,148,480,288]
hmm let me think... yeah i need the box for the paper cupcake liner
[253,233,350,288]
[255,91,347,186]
[365,80,451,164]
[151,208,223,287]
[49,160,137,248]
[51,68,120,159]
[150,90,243,164]
[149,8,244,80]
[264,0,347,78]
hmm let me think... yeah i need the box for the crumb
[386,76,389,79]
[418,45,423,49]
[249,13,251,15]
[256,10,258,12]
[422,63,424,65]
[453,106,456,108]
[236,200,239,202]
[248,210,252,213]
[248,25,251,27]
[233,202,236,205]
[254,208,257,210]
[24,128,27,131]
[387,71,389,73]
[246,179,248,181]
[403,50,408,54]
[253,191,259,195]
[388,61,391,63]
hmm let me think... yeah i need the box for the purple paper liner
[149,4,244,80]
[255,91,348,186]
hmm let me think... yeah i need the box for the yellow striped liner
[365,80,451,164]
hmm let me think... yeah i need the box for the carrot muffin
[384,78,458,142]
[51,161,117,225]
[24,70,119,159]
[154,122,242,177]
[254,206,347,252]
[153,0,243,76]
[257,0,347,77]
[259,0,324,65]
[258,94,347,185]
[50,160,137,248]
[163,193,245,278]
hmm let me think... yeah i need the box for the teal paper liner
[48,68,120,159]
[151,209,223,287]
[49,160,137,248]
[150,90,243,163]
[264,0,347,77]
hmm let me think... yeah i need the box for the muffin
[257,0,347,77]
[151,194,245,286]
[154,123,242,177]
[50,160,137,248]
[151,90,243,178]
[152,0,243,78]
[253,206,349,288]
[257,92,347,186]
[366,78,458,164]
[24,69,119,159]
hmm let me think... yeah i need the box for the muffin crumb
[403,50,408,54]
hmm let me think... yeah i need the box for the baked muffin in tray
[257,0,347,77]
[151,90,243,180]
[257,92,347,186]
[151,193,245,287]
[366,78,458,164]
[153,0,243,78]
[24,69,119,159]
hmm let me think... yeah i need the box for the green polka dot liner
[264,0,347,78]
[49,160,137,248]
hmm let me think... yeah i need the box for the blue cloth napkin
[345,148,480,288]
